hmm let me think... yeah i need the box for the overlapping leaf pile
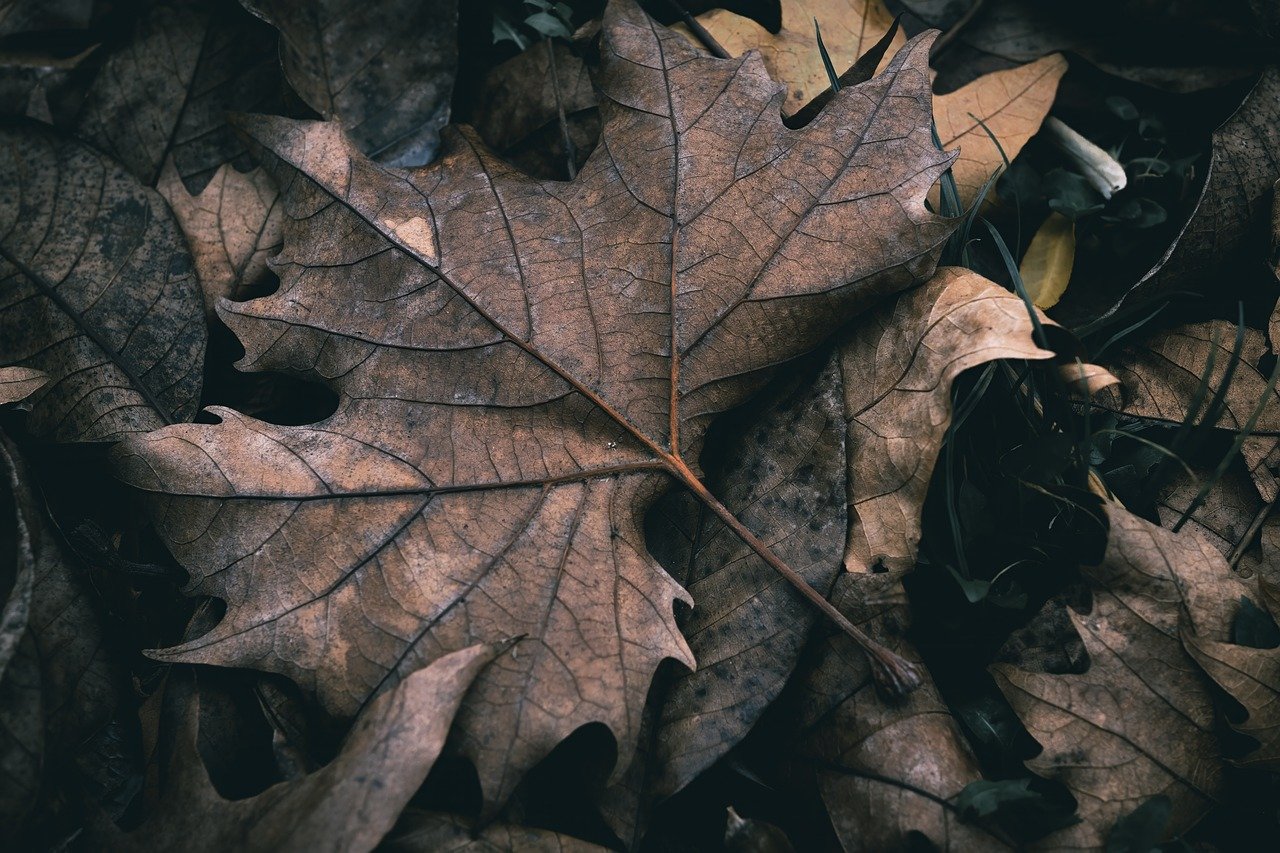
[2,0,1280,850]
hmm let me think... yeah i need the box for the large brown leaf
[1185,579,1280,772]
[0,122,206,443]
[993,504,1243,848]
[384,810,609,852]
[112,0,953,809]
[97,643,502,852]
[241,0,458,167]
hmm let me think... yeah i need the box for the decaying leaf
[1020,213,1075,310]
[640,352,846,802]
[0,434,124,836]
[1125,68,1280,311]
[242,0,458,167]
[687,0,1066,208]
[383,810,609,852]
[157,159,283,313]
[1155,463,1273,577]
[0,0,91,37]
[844,267,1056,571]
[1104,321,1280,501]
[0,367,46,405]
[797,570,1005,851]
[74,0,287,193]
[0,122,206,443]
[679,0,905,114]
[112,0,954,810]
[98,643,503,852]
[1185,580,1280,772]
[0,44,96,125]
[993,504,1243,848]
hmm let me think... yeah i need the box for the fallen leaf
[1185,579,1280,771]
[1155,463,1272,577]
[844,267,1055,571]
[1125,68,1280,312]
[1104,321,1280,501]
[0,367,47,405]
[900,0,1262,93]
[1020,212,1075,309]
[993,504,1243,848]
[0,44,96,125]
[383,810,609,852]
[97,643,504,852]
[933,55,1068,208]
[470,39,599,181]
[74,0,288,192]
[0,122,206,443]
[796,570,1006,851]
[113,0,953,811]
[0,433,124,835]
[0,0,91,37]
[724,805,795,852]
[242,0,458,167]
[679,0,905,114]
[157,159,284,314]
[686,0,1066,208]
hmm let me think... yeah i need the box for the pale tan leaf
[993,504,1242,849]
[1019,211,1075,309]
[934,54,1068,208]
[682,0,905,114]
[158,159,283,313]
[844,267,1055,571]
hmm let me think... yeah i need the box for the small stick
[931,0,987,59]
[663,0,730,58]
[545,39,578,180]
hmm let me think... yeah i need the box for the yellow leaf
[1020,212,1075,309]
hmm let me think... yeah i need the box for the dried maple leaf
[113,0,953,808]
[97,644,503,852]
[993,504,1244,848]
[1104,321,1280,501]
[684,0,1066,207]
[1184,579,1280,772]
[157,159,284,314]
[0,122,206,443]
[242,0,458,167]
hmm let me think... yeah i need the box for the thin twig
[1229,494,1278,569]
[663,0,729,58]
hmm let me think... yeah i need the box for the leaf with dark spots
[74,0,290,194]
[0,367,45,405]
[112,0,954,811]
[241,0,459,167]
[993,504,1245,849]
[0,121,205,443]
[95,643,504,853]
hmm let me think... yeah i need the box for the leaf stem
[665,455,923,697]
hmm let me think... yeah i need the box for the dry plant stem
[544,38,577,180]
[930,0,986,59]
[666,455,924,696]
[1229,494,1277,569]
[663,0,729,58]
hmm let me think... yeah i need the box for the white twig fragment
[1043,116,1127,199]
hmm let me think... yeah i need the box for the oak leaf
[96,644,503,852]
[0,122,206,443]
[112,0,953,809]
[993,504,1243,848]
[684,0,1067,207]
[1104,321,1280,501]
[241,0,458,167]
[1184,579,1280,772]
